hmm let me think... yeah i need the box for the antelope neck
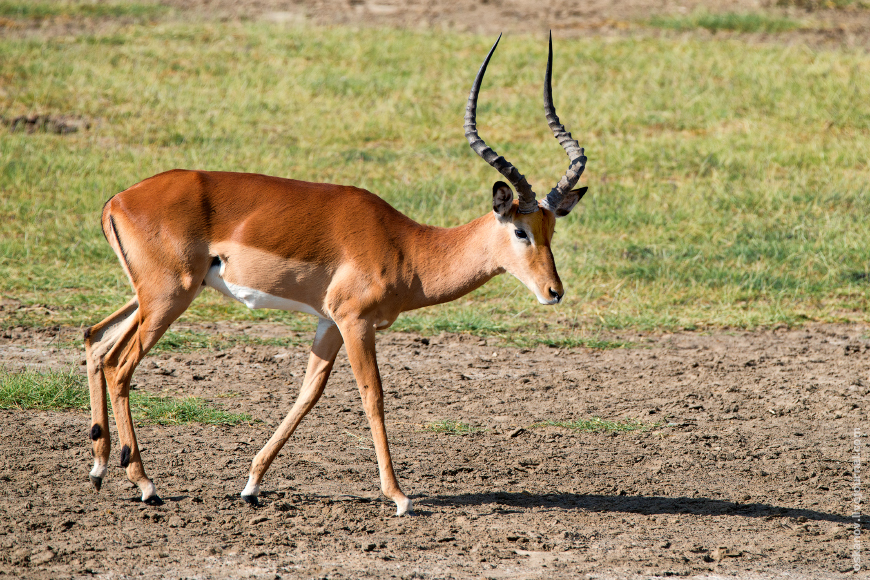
[402,213,503,311]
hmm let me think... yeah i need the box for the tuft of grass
[131,391,251,426]
[0,366,250,425]
[649,11,801,33]
[424,419,482,435]
[532,417,660,433]
[0,366,89,411]
[0,1,167,20]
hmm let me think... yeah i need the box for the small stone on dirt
[30,549,55,565]
[168,515,185,528]
[83,559,100,572]
[710,546,741,561]
[11,547,29,565]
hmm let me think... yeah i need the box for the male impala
[84,34,587,516]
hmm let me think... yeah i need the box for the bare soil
[155,0,870,48]
[0,322,868,579]
[4,0,870,48]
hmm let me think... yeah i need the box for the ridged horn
[541,31,586,213]
[465,34,539,214]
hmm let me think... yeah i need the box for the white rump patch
[204,262,320,317]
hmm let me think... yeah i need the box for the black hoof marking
[90,475,102,491]
[89,424,102,441]
[143,495,163,506]
[120,445,131,468]
[241,495,259,507]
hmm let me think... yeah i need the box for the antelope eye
[514,229,528,240]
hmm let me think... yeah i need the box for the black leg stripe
[120,445,131,468]
[89,424,102,441]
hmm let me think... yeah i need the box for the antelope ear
[492,181,514,217]
[553,186,587,218]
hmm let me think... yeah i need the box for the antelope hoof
[395,497,413,517]
[140,481,159,505]
[241,475,260,506]
[89,464,107,492]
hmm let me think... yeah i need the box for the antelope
[84,33,587,516]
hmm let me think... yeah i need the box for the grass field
[0,365,250,424]
[1,17,869,344]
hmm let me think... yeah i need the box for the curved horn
[465,34,539,214]
[542,31,586,213]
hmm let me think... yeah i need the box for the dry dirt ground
[205,0,870,48]
[0,322,868,579]
[6,0,870,48]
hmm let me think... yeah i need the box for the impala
[84,34,587,516]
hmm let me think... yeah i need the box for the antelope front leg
[242,319,343,504]
[339,318,412,516]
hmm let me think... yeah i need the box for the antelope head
[465,33,587,306]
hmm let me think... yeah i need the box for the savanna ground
[1,0,870,578]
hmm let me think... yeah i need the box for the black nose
[549,288,562,302]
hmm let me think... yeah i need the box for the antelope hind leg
[84,298,139,492]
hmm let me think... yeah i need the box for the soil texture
[0,322,867,578]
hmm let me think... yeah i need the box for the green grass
[390,310,629,348]
[0,366,89,411]
[1,20,869,340]
[424,420,482,435]
[0,1,166,19]
[649,11,802,33]
[0,366,251,425]
[151,329,307,353]
[129,390,251,426]
[532,418,659,433]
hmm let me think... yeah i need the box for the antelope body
[85,34,587,516]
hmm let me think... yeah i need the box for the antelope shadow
[421,492,855,525]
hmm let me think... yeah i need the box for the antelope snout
[533,280,563,305]
[548,287,563,304]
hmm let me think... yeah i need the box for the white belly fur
[204,263,321,317]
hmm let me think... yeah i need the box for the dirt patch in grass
[163,0,870,48]
[0,322,866,578]
[3,0,870,48]
[1,114,91,134]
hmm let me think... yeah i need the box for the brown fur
[85,169,574,512]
